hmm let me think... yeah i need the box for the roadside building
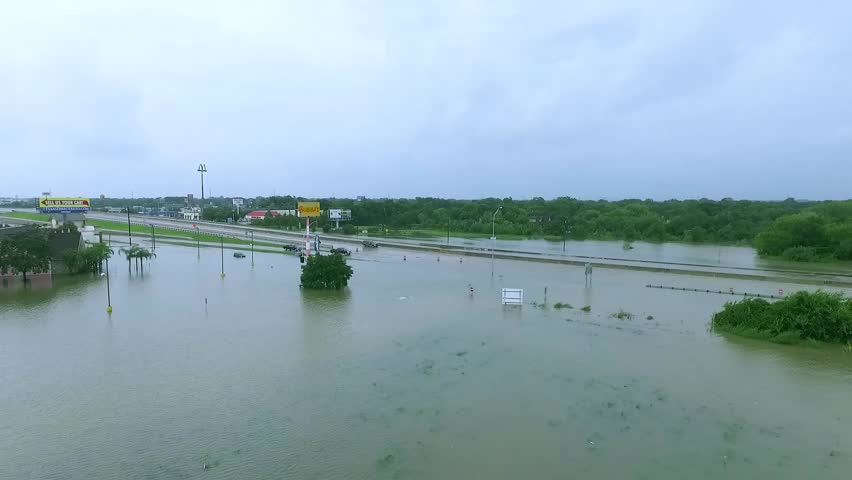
[181,207,201,221]
[244,210,279,222]
[48,229,83,274]
[49,213,86,230]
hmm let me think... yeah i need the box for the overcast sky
[2,0,851,200]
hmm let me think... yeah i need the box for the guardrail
[646,284,784,299]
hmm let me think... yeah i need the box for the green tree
[64,243,113,274]
[119,245,155,273]
[0,228,51,281]
[827,223,852,260]
[755,212,828,257]
[300,254,354,289]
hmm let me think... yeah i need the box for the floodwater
[385,235,852,274]
[2,245,852,479]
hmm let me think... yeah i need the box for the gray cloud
[1,0,850,199]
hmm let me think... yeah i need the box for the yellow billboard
[38,197,91,213]
[297,201,321,217]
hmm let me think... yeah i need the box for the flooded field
[388,235,852,274]
[2,245,851,479]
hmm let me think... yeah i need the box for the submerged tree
[0,227,51,281]
[65,243,113,274]
[300,254,354,289]
[119,245,155,273]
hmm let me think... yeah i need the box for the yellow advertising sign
[297,201,321,217]
[38,197,91,212]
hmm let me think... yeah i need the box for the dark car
[233,252,246,258]
[282,244,300,252]
[362,240,378,249]
[330,247,351,256]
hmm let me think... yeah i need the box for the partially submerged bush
[781,246,829,262]
[300,253,354,289]
[611,309,634,320]
[711,290,852,344]
[553,302,572,309]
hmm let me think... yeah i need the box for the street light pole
[150,224,156,252]
[491,206,502,276]
[101,232,112,314]
[106,252,112,313]
[220,236,225,278]
[247,230,254,267]
[126,208,132,245]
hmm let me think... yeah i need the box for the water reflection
[717,332,852,374]
[2,245,852,479]
[299,288,353,357]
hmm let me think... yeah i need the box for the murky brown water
[2,245,851,479]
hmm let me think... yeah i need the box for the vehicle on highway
[282,244,300,252]
[330,247,351,256]
[362,240,378,249]
[233,252,246,258]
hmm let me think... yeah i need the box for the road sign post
[298,202,321,256]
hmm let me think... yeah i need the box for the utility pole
[491,206,502,277]
[447,217,450,246]
[150,224,156,251]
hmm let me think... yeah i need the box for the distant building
[244,210,279,221]
[50,213,86,230]
[0,225,32,238]
[181,207,201,221]
[356,196,366,202]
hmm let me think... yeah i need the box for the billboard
[38,197,91,213]
[297,201,321,217]
[232,198,244,206]
[328,209,352,220]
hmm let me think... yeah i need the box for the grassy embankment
[1,212,279,248]
[711,290,852,346]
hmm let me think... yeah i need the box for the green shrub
[580,305,591,312]
[300,254,354,289]
[781,246,827,262]
[611,309,634,320]
[711,290,852,344]
[553,302,572,309]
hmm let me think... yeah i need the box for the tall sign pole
[305,217,311,256]
[298,202,320,256]
[197,163,207,220]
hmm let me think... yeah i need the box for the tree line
[754,201,852,261]
[250,196,815,244]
